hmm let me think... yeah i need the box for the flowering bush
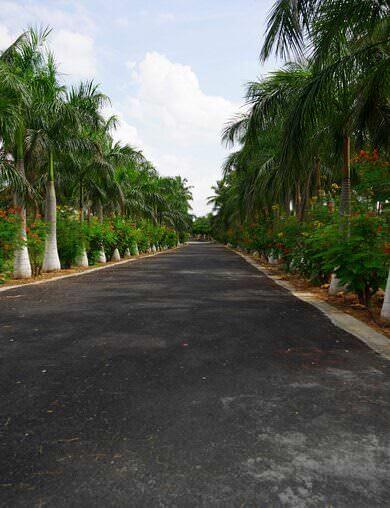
[321,214,388,304]
[352,149,390,204]
[0,208,20,280]
[1,201,187,278]
[218,206,389,305]
[27,219,47,276]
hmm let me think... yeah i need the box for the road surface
[1,243,389,507]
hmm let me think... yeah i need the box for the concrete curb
[230,247,390,361]
[0,245,186,294]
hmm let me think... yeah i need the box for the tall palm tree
[261,0,389,218]
[0,27,51,278]
[27,53,84,271]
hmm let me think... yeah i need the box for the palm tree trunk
[339,135,351,225]
[315,157,321,197]
[329,136,351,295]
[95,200,106,262]
[42,151,61,272]
[97,201,104,223]
[79,180,84,223]
[299,171,312,221]
[284,193,290,216]
[294,182,301,218]
[13,156,32,279]
[75,179,88,267]
[381,270,390,321]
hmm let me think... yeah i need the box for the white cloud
[125,60,136,70]
[113,116,143,148]
[121,52,238,215]
[102,106,143,149]
[0,2,97,81]
[51,29,96,80]
[0,1,95,34]
[131,52,236,142]
[0,23,13,50]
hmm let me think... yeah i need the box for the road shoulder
[0,245,186,294]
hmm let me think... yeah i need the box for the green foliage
[321,215,388,305]
[352,150,390,205]
[162,227,178,248]
[192,215,212,236]
[219,206,389,305]
[0,208,20,280]
[27,218,47,276]
[83,216,180,261]
[56,208,85,268]
[0,26,192,280]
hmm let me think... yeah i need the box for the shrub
[27,219,47,276]
[57,208,85,268]
[162,227,178,248]
[0,208,20,281]
[86,219,117,262]
[321,214,388,305]
[219,203,389,305]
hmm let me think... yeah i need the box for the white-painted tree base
[329,272,345,295]
[75,248,89,267]
[42,180,61,272]
[42,228,61,272]
[152,244,157,253]
[13,245,32,279]
[132,243,139,256]
[124,248,131,258]
[111,248,121,261]
[42,248,61,272]
[268,251,278,265]
[381,270,390,321]
[97,247,106,263]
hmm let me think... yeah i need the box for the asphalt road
[1,243,389,507]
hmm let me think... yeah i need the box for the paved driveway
[1,243,389,506]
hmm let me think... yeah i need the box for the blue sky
[0,0,279,215]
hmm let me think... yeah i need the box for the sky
[0,0,279,215]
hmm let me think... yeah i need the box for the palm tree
[1,26,194,277]
[27,53,82,271]
[261,0,389,216]
[0,27,51,278]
